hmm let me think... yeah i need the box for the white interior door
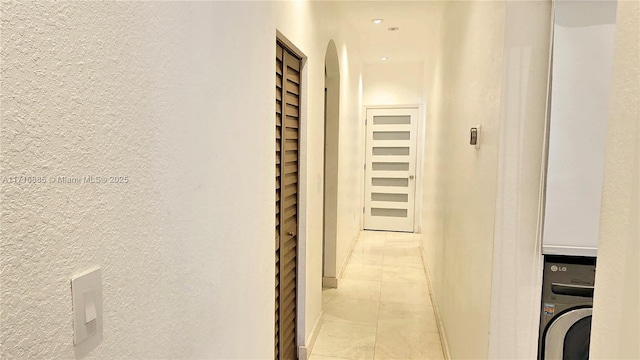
[364,107,418,232]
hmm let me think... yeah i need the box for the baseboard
[298,310,324,360]
[323,232,359,290]
[322,276,338,288]
[337,232,360,279]
[420,245,452,360]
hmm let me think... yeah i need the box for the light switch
[83,288,97,324]
[71,268,102,345]
[470,124,481,149]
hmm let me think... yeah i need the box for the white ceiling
[335,1,445,64]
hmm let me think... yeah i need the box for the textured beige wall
[363,62,424,106]
[0,2,364,358]
[334,33,366,286]
[591,0,640,358]
[422,1,638,358]
[421,1,505,358]
[488,1,551,358]
[0,2,273,358]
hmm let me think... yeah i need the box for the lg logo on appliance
[550,265,568,272]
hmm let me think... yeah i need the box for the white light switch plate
[71,268,102,345]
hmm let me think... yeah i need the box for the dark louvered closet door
[275,42,300,360]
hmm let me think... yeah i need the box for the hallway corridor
[311,231,444,360]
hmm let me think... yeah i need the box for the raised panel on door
[276,42,300,360]
[364,108,418,232]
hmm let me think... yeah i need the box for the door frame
[276,30,307,359]
[362,104,424,233]
[323,40,340,289]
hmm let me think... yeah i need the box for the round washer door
[544,307,592,360]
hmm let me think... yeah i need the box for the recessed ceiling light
[388,27,399,31]
[372,19,384,24]
[381,57,388,61]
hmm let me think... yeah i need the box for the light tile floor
[310,231,445,360]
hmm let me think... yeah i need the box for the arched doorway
[323,40,340,288]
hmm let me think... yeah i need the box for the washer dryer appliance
[539,256,596,360]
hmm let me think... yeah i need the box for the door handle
[409,175,415,180]
[551,283,595,297]
[288,231,295,237]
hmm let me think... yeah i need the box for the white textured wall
[423,1,639,359]
[421,1,505,358]
[0,2,363,358]
[591,0,640,358]
[334,34,366,281]
[363,63,424,106]
[2,3,254,358]
[488,1,551,358]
